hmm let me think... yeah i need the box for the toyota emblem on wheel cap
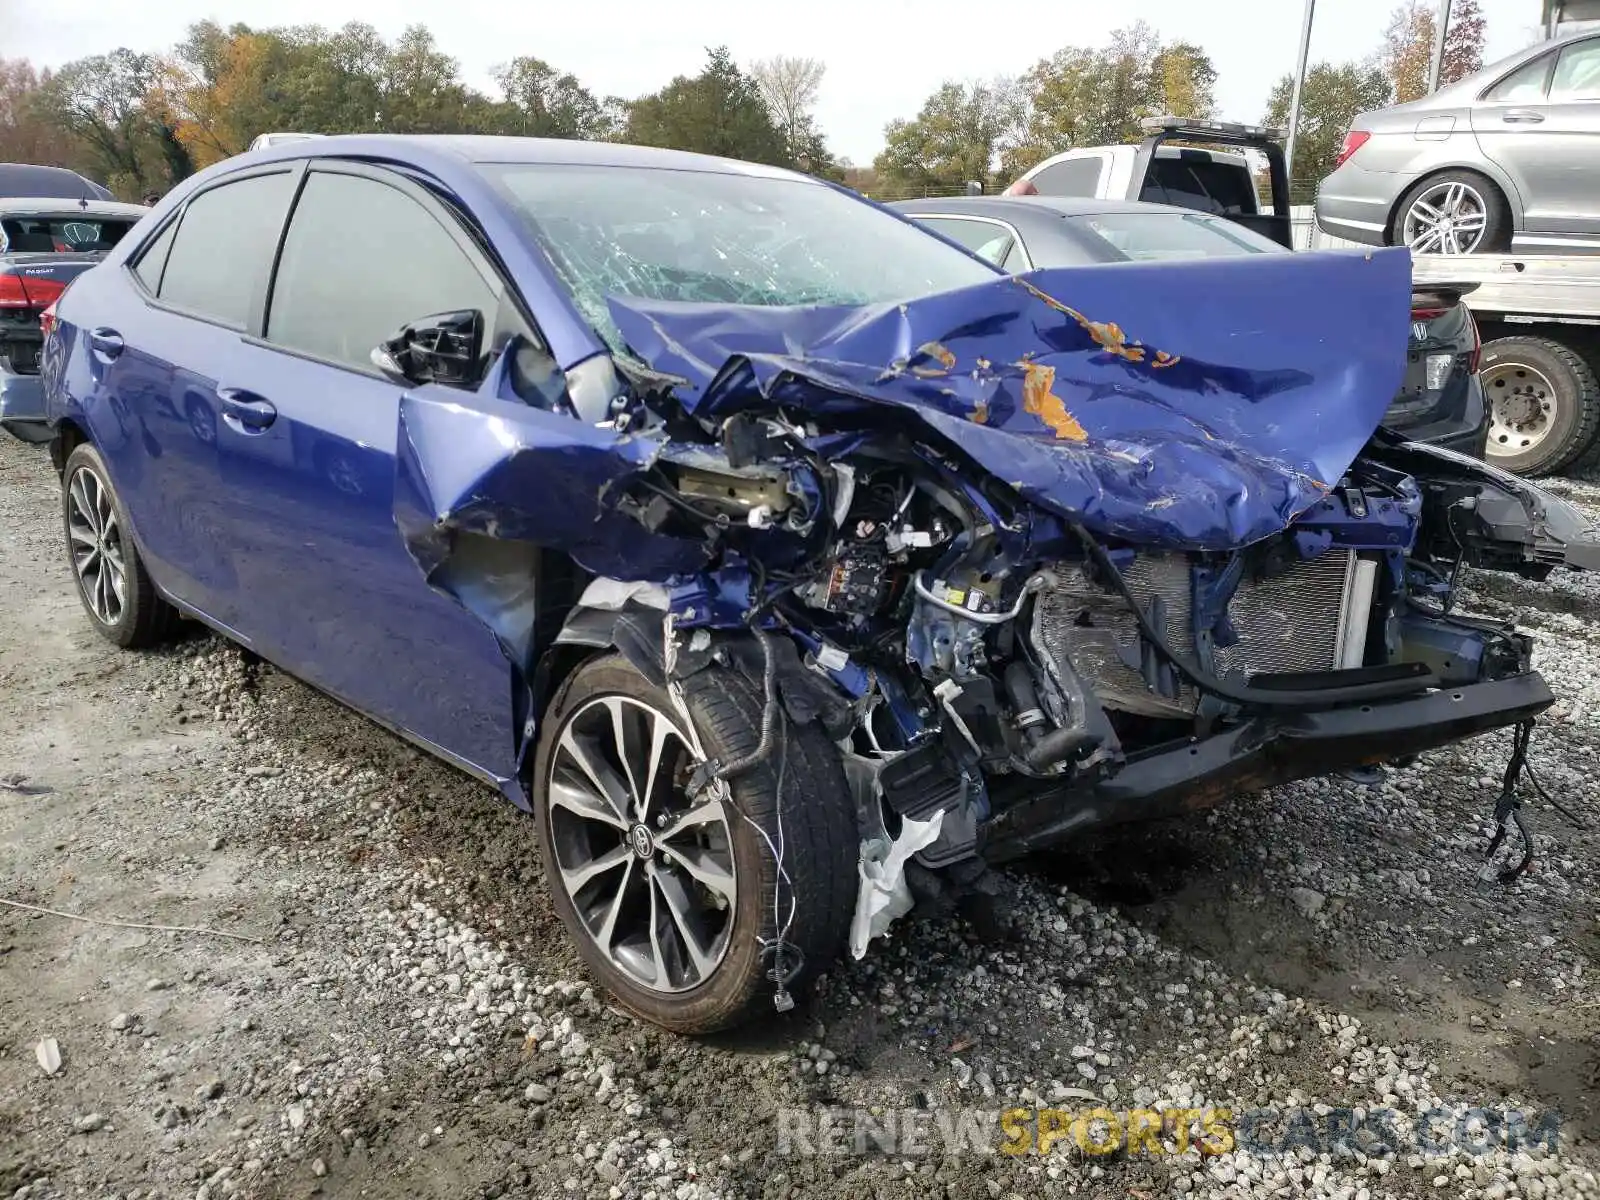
[629,823,655,859]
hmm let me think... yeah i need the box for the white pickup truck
[1012,116,1295,250]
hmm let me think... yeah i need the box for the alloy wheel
[65,465,126,627]
[545,695,737,994]
[1484,361,1557,460]
[1402,181,1489,255]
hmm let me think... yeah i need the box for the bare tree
[750,55,825,163]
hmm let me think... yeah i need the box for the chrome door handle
[217,387,278,431]
[88,327,124,360]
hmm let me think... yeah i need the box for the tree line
[0,3,1488,205]
[868,0,1487,201]
[1266,0,1487,201]
[0,22,838,199]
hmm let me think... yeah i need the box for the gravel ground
[2,431,1598,1200]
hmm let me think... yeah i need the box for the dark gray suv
[1315,29,1600,255]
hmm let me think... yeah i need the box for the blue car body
[39,136,1593,858]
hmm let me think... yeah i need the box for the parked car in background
[41,136,1596,1034]
[1316,29,1600,256]
[0,198,147,443]
[891,195,1489,457]
[248,132,325,151]
[892,194,1287,268]
[0,163,114,202]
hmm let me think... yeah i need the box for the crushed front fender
[394,392,712,589]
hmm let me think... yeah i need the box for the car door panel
[212,340,517,777]
[1475,105,1556,227]
[1534,37,1600,235]
[201,163,527,780]
[1479,101,1600,234]
[85,299,251,628]
[1474,49,1556,225]
[1475,38,1600,235]
[74,169,300,627]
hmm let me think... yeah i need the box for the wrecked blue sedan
[42,137,1600,1032]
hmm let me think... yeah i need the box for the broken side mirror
[372,310,485,389]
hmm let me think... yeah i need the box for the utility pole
[1284,0,1318,195]
[1427,0,1456,94]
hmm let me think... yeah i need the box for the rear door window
[1028,156,1106,196]
[1551,39,1600,101]
[132,218,178,293]
[1485,53,1555,102]
[265,170,497,374]
[157,171,297,329]
[1140,157,1257,215]
[914,216,1017,267]
[1000,238,1032,272]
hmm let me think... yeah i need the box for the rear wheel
[1392,171,1510,255]
[60,443,179,647]
[531,651,858,1034]
[1480,336,1600,476]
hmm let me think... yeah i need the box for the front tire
[60,443,178,647]
[532,651,857,1034]
[1480,335,1600,476]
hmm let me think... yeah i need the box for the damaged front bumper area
[982,671,1554,863]
[394,247,1595,966]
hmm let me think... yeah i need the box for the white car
[248,133,325,152]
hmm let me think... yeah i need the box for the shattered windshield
[483,164,999,350]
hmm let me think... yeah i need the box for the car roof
[0,198,148,219]
[886,195,1219,220]
[1396,26,1600,111]
[0,163,113,202]
[243,134,811,181]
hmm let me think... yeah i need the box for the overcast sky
[3,0,1551,164]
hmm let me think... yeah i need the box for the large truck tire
[1480,335,1600,476]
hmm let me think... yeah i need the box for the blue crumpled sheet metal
[394,394,712,587]
[608,248,1414,550]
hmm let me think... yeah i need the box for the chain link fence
[851,183,986,203]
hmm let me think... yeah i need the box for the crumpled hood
[609,248,1414,550]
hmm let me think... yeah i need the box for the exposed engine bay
[604,418,1568,934]
[394,250,1600,964]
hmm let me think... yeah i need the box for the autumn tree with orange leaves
[8,20,622,196]
[1381,0,1488,104]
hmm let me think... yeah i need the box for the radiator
[1032,550,1371,719]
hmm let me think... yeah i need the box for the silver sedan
[1315,28,1600,255]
